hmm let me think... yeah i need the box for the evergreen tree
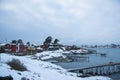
[27,42,30,46]
[53,39,59,44]
[17,39,23,45]
[44,36,52,45]
[12,40,17,44]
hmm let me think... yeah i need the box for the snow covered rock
[35,50,66,61]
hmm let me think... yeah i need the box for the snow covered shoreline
[0,52,111,80]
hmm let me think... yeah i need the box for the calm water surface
[55,48,120,80]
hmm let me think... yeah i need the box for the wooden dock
[63,53,89,62]
[67,62,120,75]
[68,55,89,62]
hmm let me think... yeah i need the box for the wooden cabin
[11,44,17,53]
[5,43,11,52]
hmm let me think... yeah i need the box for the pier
[67,62,120,76]
[68,55,89,62]
[63,53,89,62]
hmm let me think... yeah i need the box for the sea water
[55,48,120,80]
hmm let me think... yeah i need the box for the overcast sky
[0,0,120,45]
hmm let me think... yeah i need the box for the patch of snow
[71,49,88,54]
[35,50,66,60]
[0,43,6,46]
[37,47,43,50]
[0,53,111,80]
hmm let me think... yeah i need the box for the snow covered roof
[36,47,43,50]
[0,43,6,46]
[32,43,38,46]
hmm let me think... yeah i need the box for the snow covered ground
[35,50,66,60]
[0,52,111,80]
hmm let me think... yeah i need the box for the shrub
[21,77,29,80]
[0,75,13,80]
[7,59,27,71]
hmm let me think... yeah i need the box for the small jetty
[62,53,89,62]
[67,55,89,62]
[67,62,120,76]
